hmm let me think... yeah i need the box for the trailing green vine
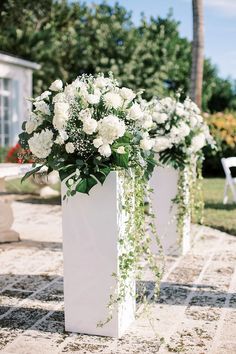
[97,167,164,327]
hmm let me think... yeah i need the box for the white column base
[62,171,135,337]
[149,166,191,256]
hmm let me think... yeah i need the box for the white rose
[93,137,103,148]
[117,146,126,154]
[55,135,64,145]
[53,102,70,130]
[98,144,112,157]
[153,137,172,153]
[140,138,154,151]
[65,142,75,154]
[128,103,143,120]
[103,92,122,109]
[34,101,50,115]
[64,84,77,98]
[98,115,126,144]
[28,129,53,158]
[49,79,63,92]
[83,118,98,135]
[119,87,136,102]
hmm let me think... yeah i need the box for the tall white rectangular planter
[149,166,191,256]
[62,171,135,337]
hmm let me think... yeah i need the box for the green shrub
[203,112,236,176]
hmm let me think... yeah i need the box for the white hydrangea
[103,92,122,109]
[141,113,153,129]
[170,122,190,143]
[175,102,186,117]
[33,101,50,115]
[128,103,143,120]
[65,142,75,154]
[53,102,70,130]
[28,129,53,158]
[25,112,44,134]
[49,79,63,92]
[98,144,112,157]
[98,115,126,144]
[153,137,172,153]
[83,118,98,135]
[119,87,136,102]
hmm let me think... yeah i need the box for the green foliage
[203,112,236,176]
[1,0,235,110]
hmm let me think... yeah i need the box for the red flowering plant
[5,143,34,164]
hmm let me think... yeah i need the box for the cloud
[204,0,236,16]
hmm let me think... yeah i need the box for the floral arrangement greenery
[145,96,215,170]
[19,74,156,196]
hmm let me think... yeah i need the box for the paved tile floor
[0,198,236,353]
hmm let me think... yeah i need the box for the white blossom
[153,137,172,153]
[152,112,168,124]
[35,91,51,102]
[83,118,98,135]
[140,138,154,151]
[49,79,63,92]
[25,112,43,134]
[98,144,112,157]
[116,146,126,154]
[98,115,126,144]
[103,92,122,109]
[28,129,53,158]
[93,137,103,148]
[53,102,70,130]
[119,87,136,102]
[65,142,75,154]
[128,103,143,120]
[34,101,50,115]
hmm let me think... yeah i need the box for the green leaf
[113,152,129,169]
[21,165,44,183]
[76,176,97,194]
[59,165,76,181]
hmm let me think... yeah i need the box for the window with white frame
[0,78,12,146]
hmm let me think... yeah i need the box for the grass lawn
[202,178,236,236]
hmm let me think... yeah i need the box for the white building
[0,52,39,147]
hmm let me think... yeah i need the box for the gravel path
[0,199,236,353]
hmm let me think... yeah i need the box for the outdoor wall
[0,59,33,146]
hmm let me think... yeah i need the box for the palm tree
[190,0,204,108]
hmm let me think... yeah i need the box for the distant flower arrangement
[19,74,156,195]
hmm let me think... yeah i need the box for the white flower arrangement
[19,73,156,195]
[145,96,215,169]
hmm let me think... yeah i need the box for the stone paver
[0,198,236,353]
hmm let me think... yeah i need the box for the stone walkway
[0,198,236,353]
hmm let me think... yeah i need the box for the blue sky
[81,0,236,79]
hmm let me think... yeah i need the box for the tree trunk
[190,0,204,108]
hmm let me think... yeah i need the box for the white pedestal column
[62,171,135,337]
[0,177,20,243]
[149,166,191,256]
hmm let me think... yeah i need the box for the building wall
[0,61,33,146]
